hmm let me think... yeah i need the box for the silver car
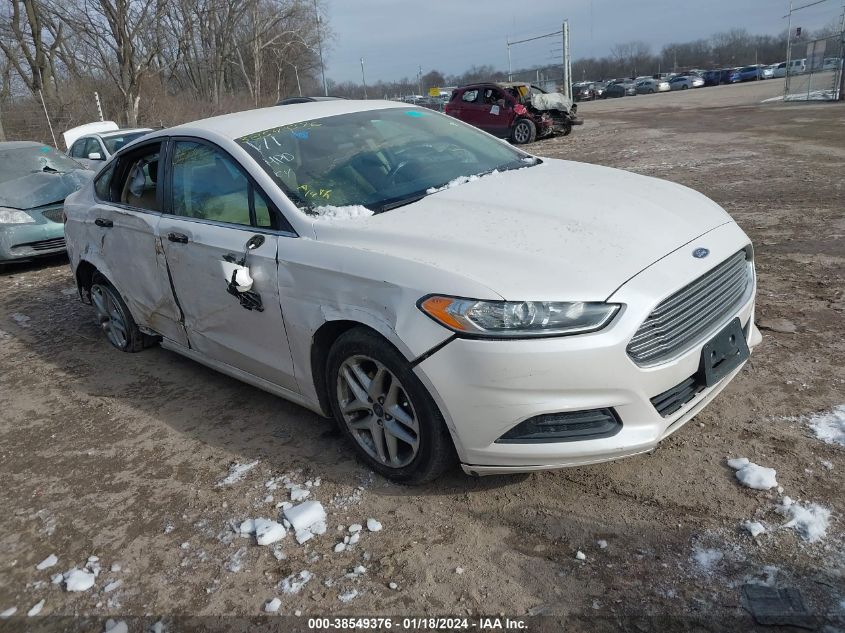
[636,79,671,94]
[669,75,705,90]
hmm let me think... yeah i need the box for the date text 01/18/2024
[306,616,529,630]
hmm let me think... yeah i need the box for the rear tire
[561,123,572,136]
[682,84,689,90]
[90,274,149,352]
[511,118,536,144]
[326,328,456,484]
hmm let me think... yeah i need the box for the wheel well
[75,260,101,300]
[311,320,401,418]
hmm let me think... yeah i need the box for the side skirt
[160,340,323,415]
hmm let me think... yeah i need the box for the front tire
[511,118,536,144]
[326,328,456,484]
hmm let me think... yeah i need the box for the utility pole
[839,0,845,100]
[507,39,512,81]
[294,65,302,96]
[313,0,328,96]
[94,92,104,122]
[562,20,572,100]
[0,106,5,142]
[361,58,368,99]
[417,65,422,97]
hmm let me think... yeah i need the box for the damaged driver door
[157,138,298,392]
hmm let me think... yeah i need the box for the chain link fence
[784,33,844,101]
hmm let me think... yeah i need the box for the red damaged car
[444,82,581,144]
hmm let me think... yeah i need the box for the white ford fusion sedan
[64,100,761,483]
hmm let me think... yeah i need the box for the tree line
[0,0,327,141]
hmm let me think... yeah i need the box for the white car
[63,101,761,482]
[65,123,153,170]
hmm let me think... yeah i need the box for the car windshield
[0,145,82,181]
[237,107,533,214]
[102,131,149,154]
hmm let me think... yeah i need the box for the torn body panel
[156,217,299,393]
[274,231,493,422]
[64,185,187,346]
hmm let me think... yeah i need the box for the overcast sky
[321,0,838,83]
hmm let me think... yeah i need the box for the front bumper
[0,209,66,263]
[413,223,760,474]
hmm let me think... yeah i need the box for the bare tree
[0,0,63,101]
[57,0,166,126]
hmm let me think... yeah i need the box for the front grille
[25,237,66,252]
[628,249,752,365]
[40,206,65,223]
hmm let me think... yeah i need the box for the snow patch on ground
[264,597,281,613]
[217,460,259,486]
[692,547,723,572]
[26,599,45,617]
[284,501,327,544]
[36,554,58,570]
[366,518,382,532]
[64,568,95,592]
[338,589,358,603]
[313,205,374,220]
[743,521,766,538]
[778,496,830,542]
[807,405,845,447]
[104,619,128,633]
[727,457,778,490]
[279,570,313,594]
[0,607,16,618]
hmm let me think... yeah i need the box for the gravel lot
[1,83,844,631]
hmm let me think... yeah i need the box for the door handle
[94,218,113,228]
[167,232,189,244]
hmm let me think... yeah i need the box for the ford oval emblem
[693,248,710,259]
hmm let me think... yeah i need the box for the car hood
[0,169,93,210]
[311,159,733,301]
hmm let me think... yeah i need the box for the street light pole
[417,65,422,97]
[294,65,302,96]
[313,0,328,96]
[361,58,367,99]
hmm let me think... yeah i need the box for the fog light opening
[496,408,622,444]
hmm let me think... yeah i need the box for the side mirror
[88,152,103,160]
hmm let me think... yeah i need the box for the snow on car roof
[163,100,411,141]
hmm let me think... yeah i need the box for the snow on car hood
[312,159,733,301]
[0,169,93,210]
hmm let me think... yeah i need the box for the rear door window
[115,144,162,211]
[461,90,479,103]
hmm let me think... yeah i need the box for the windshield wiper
[370,192,429,213]
[41,165,62,173]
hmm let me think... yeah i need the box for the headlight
[0,208,35,224]
[418,295,620,338]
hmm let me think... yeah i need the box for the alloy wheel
[336,355,420,468]
[513,122,531,144]
[91,284,128,349]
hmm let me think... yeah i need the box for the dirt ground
[1,83,844,632]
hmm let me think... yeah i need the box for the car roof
[0,140,46,150]
[157,100,412,141]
